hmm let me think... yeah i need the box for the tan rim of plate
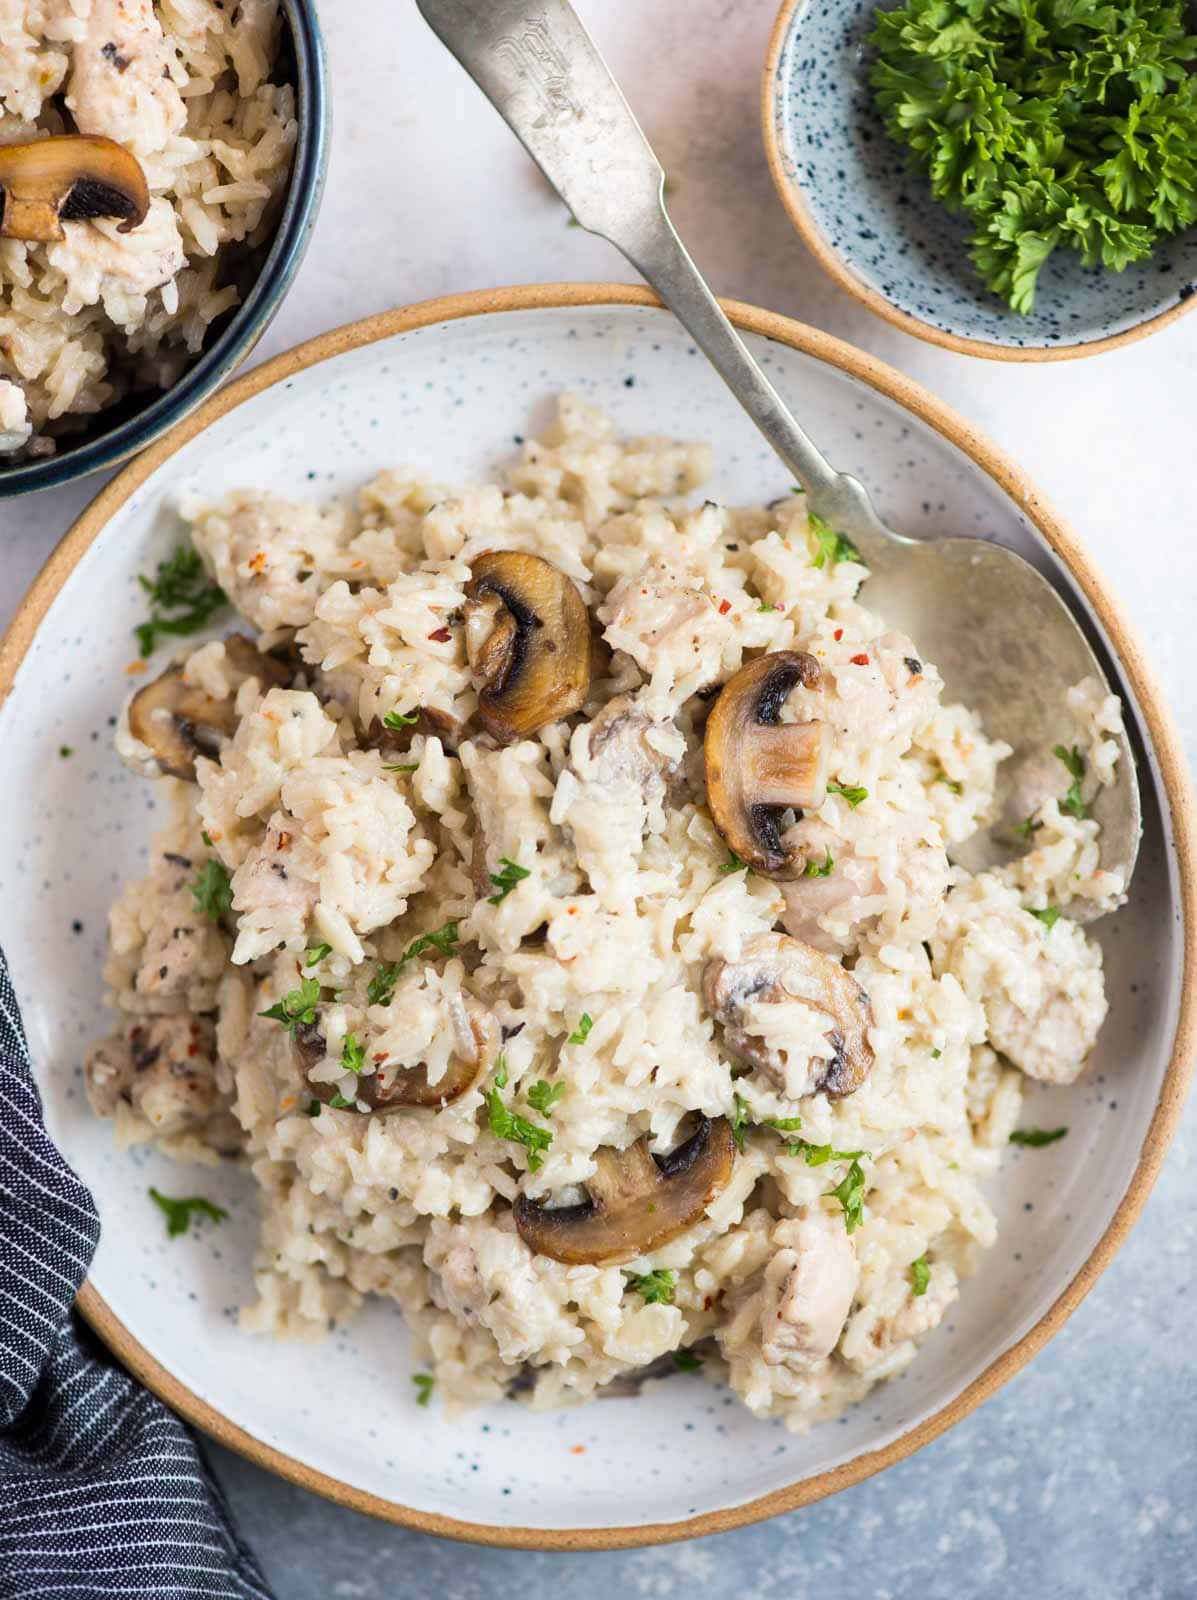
[2,283,1194,1549]
[761,0,1197,363]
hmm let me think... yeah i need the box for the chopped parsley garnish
[825,1157,868,1233]
[382,709,420,731]
[366,920,460,1006]
[148,1187,228,1239]
[486,1084,553,1171]
[327,1091,355,1110]
[932,769,963,795]
[730,1093,751,1152]
[494,1053,509,1089]
[827,780,868,808]
[487,856,531,904]
[803,849,835,878]
[672,1349,703,1373]
[766,1116,804,1133]
[383,763,419,773]
[1010,1126,1069,1147]
[134,544,228,657]
[808,513,861,569]
[307,1099,322,1118]
[527,1079,566,1116]
[757,602,777,613]
[931,1047,942,1060]
[627,1269,676,1305]
[412,1372,435,1407]
[341,1032,366,1075]
[910,1255,930,1297]
[191,858,233,921]
[59,745,73,758]
[259,976,321,1033]
[304,942,332,967]
[1053,744,1087,819]
[1030,906,1062,931]
[786,1139,865,1167]
[718,851,749,875]
[1014,813,1043,841]
[566,1013,594,1046]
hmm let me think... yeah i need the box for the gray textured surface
[0,0,1193,1592]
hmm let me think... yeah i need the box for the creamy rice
[86,398,1126,1428]
[0,0,295,455]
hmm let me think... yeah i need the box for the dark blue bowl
[0,0,328,497]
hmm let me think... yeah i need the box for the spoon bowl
[416,0,1142,901]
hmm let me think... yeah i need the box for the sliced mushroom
[127,665,238,781]
[127,636,290,781]
[300,1006,493,1114]
[514,1116,735,1265]
[464,550,590,743]
[704,652,829,878]
[703,932,873,1098]
[0,135,149,242]
[364,705,467,756]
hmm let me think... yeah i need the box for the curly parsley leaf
[730,1093,752,1153]
[487,857,531,905]
[808,512,861,569]
[1014,813,1043,841]
[827,780,868,807]
[412,1373,435,1407]
[527,1079,566,1116]
[134,544,228,656]
[341,1033,366,1075]
[486,1063,552,1171]
[1053,743,1088,819]
[148,1187,228,1239]
[627,1269,676,1305]
[869,0,1197,313]
[1030,905,1062,930]
[718,850,749,876]
[1010,1126,1069,1147]
[366,920,460,1006]
[910,1255,930,1296]
[191,858,233,921]
[327,1091,356,1110]
[566,1013,593,1046]
[672,1349,703,1373]
[786,1139,865,1168]
[304,942,332,967]
[259,976,320,1033]
[382,710,420,731]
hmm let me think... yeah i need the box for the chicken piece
[760,1210,859,1369]
[788,630,939,765]
[48,197,186,309]
[553,696,683,908]
[436,1236,490,1323]
[703,932,874,1099]
[65,0,187,156]
[842,1259,958,1379]
[600,559,736,708]
[228,813,321,965]
[85,1013,241,1153]
[933,874,1106,1085]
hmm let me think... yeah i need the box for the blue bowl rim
[0,0,329,498]
[761,0,1197,362]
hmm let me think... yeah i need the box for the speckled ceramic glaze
[0,291,1191,1546]
[764,0,1197,358]
[0,0,328,499]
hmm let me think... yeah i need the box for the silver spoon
[416,0,1140,905]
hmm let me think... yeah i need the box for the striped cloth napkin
[0,950,273,1600]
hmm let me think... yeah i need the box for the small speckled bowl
[762,0,1197,360]
[0,1,328,499]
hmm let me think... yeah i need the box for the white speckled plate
[0,287,1192,1549]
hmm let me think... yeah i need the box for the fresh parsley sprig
[486,1054,553,1171]
[808,513,861,569]
[1053,744,1088,820]
[1010,1126,1069,1147]
[259,976,321,1033]
[827,780,868,808]
[527,1079,566,1116]
[487,857,531,905]
[191,858,233,921]
[566,1014,593,1046]
[910,1255,930,1296]
[803,849,835,879]
[626,1269,676,1305]
[367,920,460,1007]
[134,544,228,657]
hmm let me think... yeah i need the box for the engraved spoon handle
[415,0,894,552]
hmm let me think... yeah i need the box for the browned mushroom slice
[127,636,290,781]
[704,651,829,878]
[464,550,590,743]
[364,705,468,756]
[514,1116,735,1265]
[127,664,238,781]
[703,932,873,1098]
[0,135,149,242]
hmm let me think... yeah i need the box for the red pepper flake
[833,628,844,642]
[247,551,267,574]
[569,1445,586,1456]
[850,652,870,666]
[428,626,452,643]
[717,598,732,616]
[372,1052,389,1064]
[276,831,292,851]
[187,1042,199,1057]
